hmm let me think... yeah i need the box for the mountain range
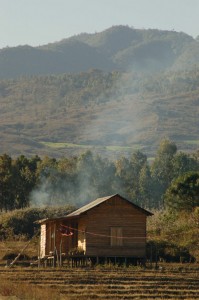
[1,25,199,79]
[0,26,199,158]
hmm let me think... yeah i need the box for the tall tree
[115,156,132,198]
[115,150,150,206]
[151,139,177,207]
[12,155,38,209]
[164,172,199,212]
[33,156,59,206]
[139,163,153,208]
[129,150,148,203]
[0,154,14,211]
[172,152,199,177]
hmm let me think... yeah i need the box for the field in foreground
[0,265,199,300]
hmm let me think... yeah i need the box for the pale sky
[0,0,199,49]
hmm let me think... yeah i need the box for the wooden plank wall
[40,195,149,258]
[40,224,46,258]
[83,195,147,257]
[41,220,79,257]
[78,218,86,253]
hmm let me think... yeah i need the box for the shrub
[146,240,195,263]
[0,205,76,239]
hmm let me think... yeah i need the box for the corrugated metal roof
[66,194,153,217]
[36,194,153,223]
[66,194,116,216]
[35,215,78,224]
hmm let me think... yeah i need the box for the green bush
[0,205,76,239]
[146,240,195,263]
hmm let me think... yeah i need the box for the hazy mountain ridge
[0,26,199,158]
[0,25,199,79]
[0,68,198,158]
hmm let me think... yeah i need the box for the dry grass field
[0,264,199,300]
[0,239,199,299]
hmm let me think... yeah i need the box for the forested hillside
[0,68,199,158]
[0,26,199,79]
[0,26,198,158]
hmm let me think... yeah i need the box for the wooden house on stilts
[38,194,153,266]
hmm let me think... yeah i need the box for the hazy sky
[0,0,199,49]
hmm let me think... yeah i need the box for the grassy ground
[184,140,199,145]
[1,241,199,299]
[0,264,199,299]
[41,141,141,152]
[0,239,38,265]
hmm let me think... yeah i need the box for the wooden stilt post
[38,237,41,268]
[60,239,62,267]
[124,257,127,267]
[55,247,59,267]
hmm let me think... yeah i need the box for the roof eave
[36,215,79,224]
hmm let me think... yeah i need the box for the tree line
[0,139,199,212]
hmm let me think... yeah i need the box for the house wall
[40,220,78,258]
[82,195,147,257]
[45,221,56,255]
[78,218,86,253]
[40,195,149,259]
[40,224,46,258]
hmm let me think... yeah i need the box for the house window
[110,227,123,247]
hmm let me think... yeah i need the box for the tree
[164,172,199,211]
[0,154,14,211]
[115,150,150,207]
[32,156,61,206]
[76,151,116,202]
[91,155,116,196]
[115,156,133,198]
[12,155,38,209]
[172,152,198,177]
[139,163,153,208]
[151,139,177,207]
[129,150,148,202]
